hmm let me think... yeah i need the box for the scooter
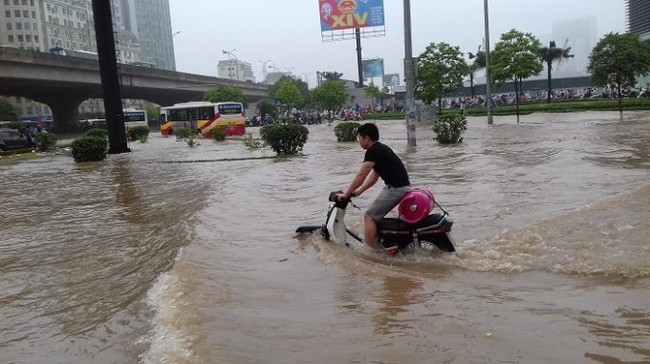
[296,191,456,255]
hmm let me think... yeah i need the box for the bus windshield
[123,109,148,127]
[217,103,243,115]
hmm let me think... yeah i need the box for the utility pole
[355,28,364,87]
[483,0,494,125]
[403,0,416,146]
[91,0,129,154]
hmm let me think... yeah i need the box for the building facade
[217,59,255,82]
[0,0,173,119]
[627,0,650,40]
[120,0,175,71]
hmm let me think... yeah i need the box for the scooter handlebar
[328,190,355,202]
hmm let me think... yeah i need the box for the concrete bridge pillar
[37,92,90,133]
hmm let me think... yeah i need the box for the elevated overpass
[0,47,268,131]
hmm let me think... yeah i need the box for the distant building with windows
[119,0,175,71]
[627,0,650,40]
[217,59,255,82]
[0,0,174,120]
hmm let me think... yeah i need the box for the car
[0,129,32,151]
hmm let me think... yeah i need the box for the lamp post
[403,0,416,146]
[483,0,494,125]
[222,48,238,80]
[259,59,271,83]
[172,30,181,38]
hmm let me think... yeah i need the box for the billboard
[319,0,385,32]
[383,73,400,86]
[362,58,384,78]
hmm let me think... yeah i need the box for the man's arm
[353,169,379,197]
[342,161,374,198]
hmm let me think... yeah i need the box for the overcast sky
[169,0,626,87]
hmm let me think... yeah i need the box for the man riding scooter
[336,123,412,250]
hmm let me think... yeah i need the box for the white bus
[159,101,245,137]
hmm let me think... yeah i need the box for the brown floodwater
[1,112,649,364]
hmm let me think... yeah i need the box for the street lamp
[222,48,238,80]
[259,59,271,83]
[172,30,181,38]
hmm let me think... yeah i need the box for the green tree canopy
[256,99,277,119]
[204,85,248,108]
[268,76,311,108]
[312,80,347,118]
[539,40,573,103]
[275,78,304,110]
[0,97,20,121]
[415,42,469,105]
[364,84,383,106]
[491,29,543,122]
[491,29,543,86]
[588,32,650,116]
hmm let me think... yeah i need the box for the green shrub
[70,136,108,162]
[260,123,309,156]
[434,113,466,144]
[212,126,226,141]
[243,133,262,149]
[334,122,361,142]
[86,128,108,139]
[186,135,198,147]
[35,132,57,151]
[127,126,149,142]
[174,127,192,139]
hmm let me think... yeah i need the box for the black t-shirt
[364,142,410,187]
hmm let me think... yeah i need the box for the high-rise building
[627,0,650,40]
[551,16,597,78]
[120,0,175,71]
[0,0,93,52]
[0,0,174,119]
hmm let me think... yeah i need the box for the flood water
[1,111,649,364]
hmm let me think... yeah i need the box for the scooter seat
[378,213,449,232]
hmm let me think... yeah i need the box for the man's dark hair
[357,123,379,141]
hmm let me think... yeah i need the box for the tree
[146,106,160,127]
[267,76,308,109]
[321,71,343,81]
[0,97,20,121]
[256,99,277,120]
[204,85,248,108]
[415,42,469,112]
[588,32,650,118]
[491,29,543,123]
[539,40,573,103]
[364,84,383,108]
[312,80,347,120]
[467,47,486,98]
[275,78,304,111]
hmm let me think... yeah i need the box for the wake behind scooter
[296,191,456,254]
